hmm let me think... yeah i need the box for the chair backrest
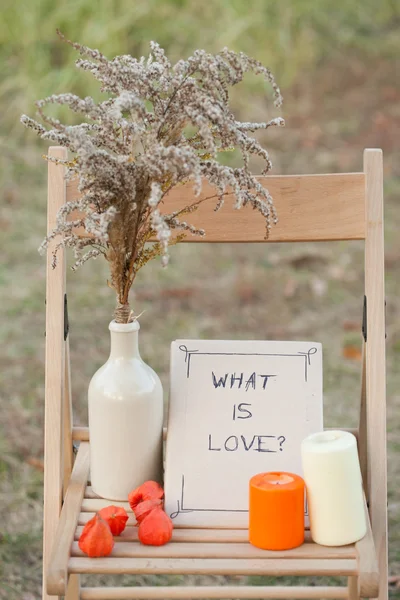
[43,147,387,599]
[65,172,366,242]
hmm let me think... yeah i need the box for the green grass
[1,1,400,597]
[2,0,400,140]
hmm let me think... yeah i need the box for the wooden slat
[80,585,349,599]
[69,556,357,576]
[43,146,68,600]
[47,443,90,596]
[81,498,131,512]
[79,506,251,530]
[75,525,249,542]
[65,573,80,600]
[73,426,168,443]
[63,342,80,600]
[74,526,315,544]
[364,149,388,600]
[72,427,358,446]
[78,512,135,527]
[71,541,356,560]
[72,426,90,442]
[66,174,366,242]
[79,510,310,531]
[75,426,357,446]
[355,498,379,597]
[347,577,359,600]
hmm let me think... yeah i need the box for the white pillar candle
[301,430,366,546]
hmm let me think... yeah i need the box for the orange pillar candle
[249,472,305,550]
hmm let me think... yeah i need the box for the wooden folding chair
[42,146,387,599]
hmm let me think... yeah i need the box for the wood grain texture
[66,173,366,242]
[80,585,349,599]
[63,339,74,499]
[358,344,368,497]
[364,149,388,600]
[43,146,68,600]
[63,344,80,600]
[69,557,357,576]
[65,574,80,600]
[75,526,251,543]
[348,577,359,600]
[75,524,315,542]
[63,343,78,600]
[72,426,89,441]
[47,443,90,596]
[71,540,356,560]
[77,510,255,530]
[355,498,379,597]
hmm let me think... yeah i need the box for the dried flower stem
[21,33,284,323]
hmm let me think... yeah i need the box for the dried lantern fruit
[138,507,173,546]
[78,513,114,557]
[128,480,164,510]
[99,505,129,535]
[133,498,163,524]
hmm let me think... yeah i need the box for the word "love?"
[208,433,286,453]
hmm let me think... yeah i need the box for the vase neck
[109,321,141,360]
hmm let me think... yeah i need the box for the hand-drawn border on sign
[169,474,309,520]
[178,345,318,382]
[169,345,317,520]
[169,474,248,519]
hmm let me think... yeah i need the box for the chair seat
[46,443,379,599]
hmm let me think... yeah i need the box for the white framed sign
[164,339,323,528]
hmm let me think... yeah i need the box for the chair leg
[358,343,368,496]
[364,149,388,600]
[43,146,68,600]
[63,338,74,498]
[63,341,79,600]
[348,576,359,600]
[65,574,80,600]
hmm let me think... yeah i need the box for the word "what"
[212,372,276,390]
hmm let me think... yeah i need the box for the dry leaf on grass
[236,283,259,303]
[342,344,362,361]
[26,457,44,471]
[342,320,360,331]
[287,253,328,270]
[161,287,195,300]
[284,278,298,298]
[388,575,400,588]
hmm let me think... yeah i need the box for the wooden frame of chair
[42,146,387,599]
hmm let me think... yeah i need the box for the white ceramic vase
[88,320,163,500]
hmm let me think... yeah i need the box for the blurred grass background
[1,0,400,598]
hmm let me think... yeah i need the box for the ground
[0,4,400,598]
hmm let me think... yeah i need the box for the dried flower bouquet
[22,31,284,323]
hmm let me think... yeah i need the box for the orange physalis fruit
[99,505,129,535]
[138,507,173,546]
[78,513,114,557]
[128,480,164,510]
[133,498,163,524]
